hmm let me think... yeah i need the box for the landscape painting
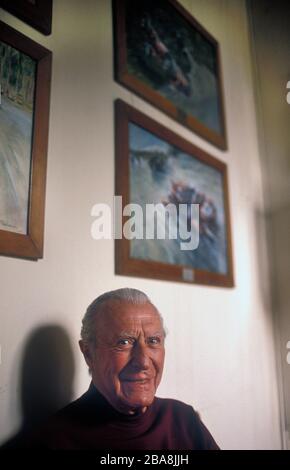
[114,0,227,150]
[0,41,36,234]
[115,100,234,287]
[0,21,51,260]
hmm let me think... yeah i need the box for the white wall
[0,0,281,449]
[248,0,290,449]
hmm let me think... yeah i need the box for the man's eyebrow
[115,330,164,337]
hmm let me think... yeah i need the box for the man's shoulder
[154,396,198,423]
[155,396,195,413]
[57,393,87,414]
[52,387,95,422]
[153,396,219,450]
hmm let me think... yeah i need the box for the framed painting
[113,0,227,150]
[115,100,234,287]
[0,0,53,36]
[0,21,52,259]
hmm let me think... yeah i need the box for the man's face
[80,301,165,414]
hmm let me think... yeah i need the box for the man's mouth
[121,377,151,383]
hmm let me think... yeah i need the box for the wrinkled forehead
[96,300,164,335]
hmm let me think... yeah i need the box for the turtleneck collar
[85,381,157,429]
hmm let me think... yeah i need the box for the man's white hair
[81,287,166,344]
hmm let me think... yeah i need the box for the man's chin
[117,392,155,414]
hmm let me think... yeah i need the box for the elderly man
[23,288,219,449]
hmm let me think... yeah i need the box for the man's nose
[130,342,150,370]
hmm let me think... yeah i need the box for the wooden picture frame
[115,100,234,287]
[113,0,227,150]
[0,21,52,259]
[0,0,53,36]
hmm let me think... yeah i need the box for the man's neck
[127,406,147,415]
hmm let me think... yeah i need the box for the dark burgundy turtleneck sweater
[24,382,219,450]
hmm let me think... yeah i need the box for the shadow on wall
[2,325,75,448]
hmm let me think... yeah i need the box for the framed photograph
[0,0,53,36]
[115,100,234,287]
[0,21,52,259]
[113,0,227,150]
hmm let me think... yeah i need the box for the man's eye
[117,338,133,347]
[148,337,161,345]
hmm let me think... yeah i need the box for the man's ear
[79,340,93,369]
